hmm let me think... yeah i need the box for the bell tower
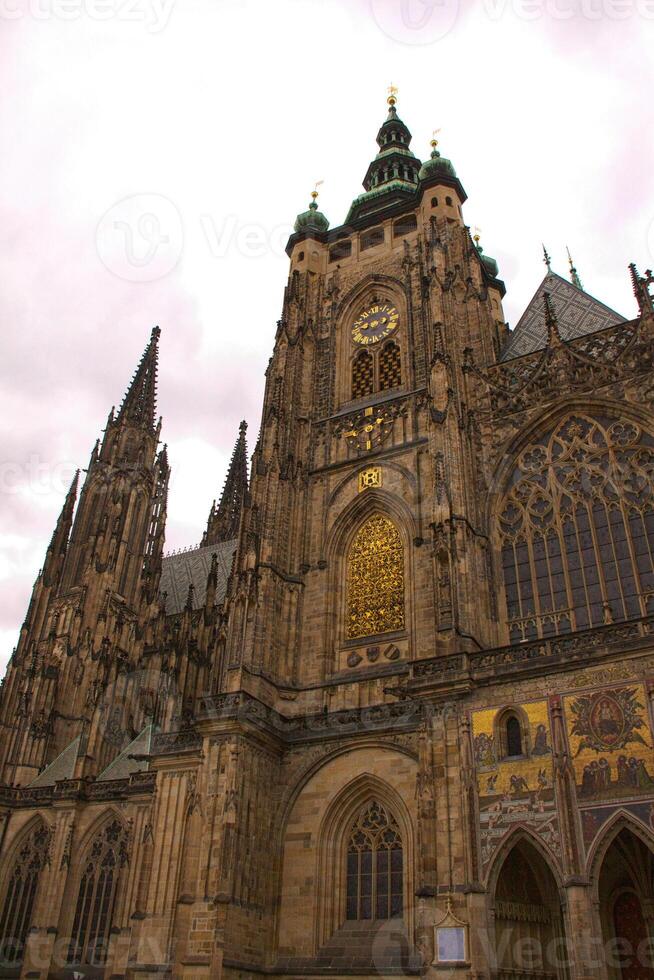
[221,91,508,696]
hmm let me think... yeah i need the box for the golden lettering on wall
[347,515,404,640]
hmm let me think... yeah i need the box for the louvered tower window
[499,415,654,644]
[346,801,403,921]
[67,820,128,967]
[352,350,374,399]
[0,823,51,966]
[379,341,402,391]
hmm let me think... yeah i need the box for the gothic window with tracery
[347,515,405,640]
[352,350,374,400]
[498,415,654,644]
[67,819,129,967]
[0,822,51,966]
[346,801,403,920]
[379,341,402,391]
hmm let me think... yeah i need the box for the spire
[116,326,160,431]
[202,421,249,546]
[43,470,79,585]
[418,130,457,182]
[566,246,583,290]
[543,291,563,346]
[361,87,419,193]
[542,244,552,274]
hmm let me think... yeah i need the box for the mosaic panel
[472,699,561,872]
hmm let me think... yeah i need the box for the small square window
[435,926,466,963]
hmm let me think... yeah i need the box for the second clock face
[352,303,399,345]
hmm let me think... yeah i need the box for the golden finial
[311,180,324,204]
[473,225,482,246]
[387,83,398,107]
[431,127,441,150]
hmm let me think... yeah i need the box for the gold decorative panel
[347,515,405,640]
[358,467,382,492]
[379,341,402,391]
[352,350,374,399]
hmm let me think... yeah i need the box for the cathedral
[2,92,654,980]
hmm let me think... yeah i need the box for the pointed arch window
[0,822,51,966]
[498,416,654,643]
[346,802,403,920]
[379,341,402,391]
[347,515,405,640]
[67,819,129,968]
[352,350,374,400]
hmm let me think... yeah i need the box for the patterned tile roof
[501,272,627,361]
[29,735,80,786]
[159,538,236,615]
[97,725,153,781]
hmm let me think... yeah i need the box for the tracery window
[67,819,129,967]
[347,515,405,640]
[0,822,51,966]
[498,415,654,644]
[346,801,403,920]
[379,341,402,391]
[352,350,374,400]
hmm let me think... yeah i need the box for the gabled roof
[29,735,80,787]
[159,538,236,615]
[501,271,627,361]
[97,725,153,781]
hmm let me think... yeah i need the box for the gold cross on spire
[387,83,398,107]
[311,179,324,203]
[431,127,441,149]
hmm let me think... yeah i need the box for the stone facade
[1,98,654,980]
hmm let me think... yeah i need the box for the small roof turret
[294,185,329,235]
[419,133,457,182]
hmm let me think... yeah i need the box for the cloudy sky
[1,0,653,674]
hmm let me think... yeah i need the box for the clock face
[352,303,399,345]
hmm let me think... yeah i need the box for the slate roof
[501,272,627,361]
[97,725,153,781]
[159,538,236,615]
[29,735,80,787]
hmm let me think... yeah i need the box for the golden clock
[352,303,399,345]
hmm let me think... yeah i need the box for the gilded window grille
[352,350,374,400]
[498,415,654,644]
[346,801,403,921]
[0,823,51,966]
[379,341,402,391]
[347,514,405,639]
[67,820,129,967]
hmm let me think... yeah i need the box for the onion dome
[418,136,457,181]
[294,190,329,234]
[474,232,499,278]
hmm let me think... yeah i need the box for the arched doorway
[598,828,654,980]
[493,837,568,978]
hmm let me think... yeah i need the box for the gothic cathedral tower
[2,94,654,980]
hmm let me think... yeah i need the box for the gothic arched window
[498,415,654,644]
[0,822,51,966]
[379,341,402,391]
[352,350,374,400]
[67,819,129,968]
[346,802,403,921]
[347,515,405,640]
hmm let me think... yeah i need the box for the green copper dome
[476,242,499,278]
[294,199,329,234]
[418,145,457,181]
